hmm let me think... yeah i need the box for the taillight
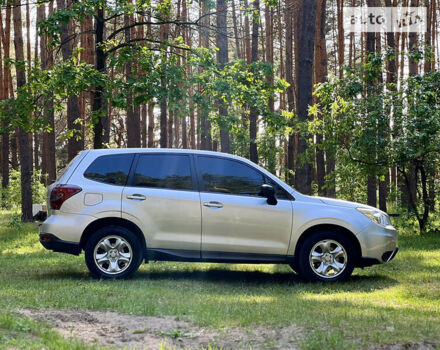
[50,185,82,210]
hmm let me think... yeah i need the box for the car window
[199,156,265,196]
[265,177,290,200]
[199,156,291,199]
[84,154,134,185]
[134,154,193,190]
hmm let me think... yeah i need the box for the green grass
[0,210,440,349]
[0,311,101,349]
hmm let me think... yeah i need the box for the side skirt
[145,248,295,265]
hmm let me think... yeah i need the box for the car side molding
[145,248,295,265]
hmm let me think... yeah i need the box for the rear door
[121,153,201,252]
[197,155,293,257]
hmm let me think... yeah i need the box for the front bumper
[357,223,398,265]
[40,233,81,255]
[358,247,399,267]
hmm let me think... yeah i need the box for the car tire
[297,231,356,282]
[85,226,143,279]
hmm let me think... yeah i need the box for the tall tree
[314,0,328,196]
[56,0,83,160]
[13,0,33,221]
[217,0,230,153]
[159,2,170,148]
[294,0,317,194]
[336,0,344,78]
[92,6,108,149]
[243,0,251,64]
[199,0,212,150]
[0,5,11,193]
[404,0,419,208]
[39,2,56,184]
[366,0,377,208]
[249,0,260,163]
[125,12,140,148]
[285,0,295,186]
[382,0,397,211]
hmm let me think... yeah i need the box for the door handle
[203,201,223,208]
[126,194,147,201]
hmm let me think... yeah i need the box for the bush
[0,169,47,209]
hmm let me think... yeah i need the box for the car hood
[314,196,370,209]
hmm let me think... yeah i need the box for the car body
[40,148,398,281]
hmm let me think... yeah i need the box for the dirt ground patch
[371,342,439,350]
[17,308,303,349]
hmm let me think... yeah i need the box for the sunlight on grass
[0,211,439,349]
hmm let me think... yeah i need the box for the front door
[121,153,201,252]
[197,155,293,258]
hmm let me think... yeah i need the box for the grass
[0,311,101,349]
[0,210,440,349]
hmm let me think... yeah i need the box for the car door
[121,153,201,253]
[197,155,293,257]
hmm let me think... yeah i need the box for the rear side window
[84,154,134,185]
[134,154,193,190]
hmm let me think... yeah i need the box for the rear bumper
[40,233,81,255]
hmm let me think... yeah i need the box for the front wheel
[85,226,143,279]
[297,232,356,282]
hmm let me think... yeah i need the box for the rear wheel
[85,226,143,279]
[297,231,356,282]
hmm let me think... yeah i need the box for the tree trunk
[199,0,212,151]
[217,0,230,153]
[265,4,274,113]
[294,0,317,195]
[366,0,377,208]
[141,104,147,148]
[231,0,241,59]
[147,104,155,147]
[167,110,174,148]
[336,0,344,78]
[404,0,419,208]
[125,13,140,148]
[159,6,169,149]
[244,0,251,64]
[249,0,260,163]
[0,5,11,192]
[92,7,108,149]
[285,0,295,186]
[314,0,327,197]
[13,0,33,221]
[37,2,56,184]
[56,0,83,160]
[277,1,285,111]
[424,0,432,74]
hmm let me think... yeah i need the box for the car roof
[83,148,246,161]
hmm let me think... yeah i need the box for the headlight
[357,207,391,227]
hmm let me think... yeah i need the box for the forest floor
[0,210,439,350]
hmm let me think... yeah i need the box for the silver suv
[40,149,398,282]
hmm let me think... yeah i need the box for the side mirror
[259,184,278,206]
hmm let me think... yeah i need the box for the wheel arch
[293,224,362,267]
[80,217,146,253]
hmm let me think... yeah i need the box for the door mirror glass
[259,184,277,205]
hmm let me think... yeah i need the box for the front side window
[134,154,193,190]
[84,154,134,185]
[199,156,265,196]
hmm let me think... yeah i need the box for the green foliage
[0,58,107,137]
[309,57,440,232]
[0,169,47,209]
